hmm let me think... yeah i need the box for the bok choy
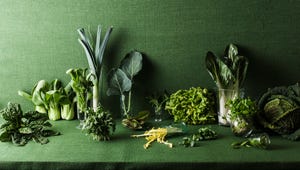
[18,80,49,114]
[18,79,76,121]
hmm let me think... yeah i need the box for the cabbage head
[257,83,300,136]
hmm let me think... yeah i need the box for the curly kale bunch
[0,102,60,146]
[82,106,115,141]
[165,87,216,125]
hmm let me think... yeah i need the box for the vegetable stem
[126,90,132,116]
[92,80,99,112]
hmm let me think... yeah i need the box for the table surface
[0,119,299,170]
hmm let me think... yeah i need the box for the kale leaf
[0,102,60,146]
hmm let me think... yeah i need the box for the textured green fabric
[0,120,299,170]
[0,2,299,168]
[0,0,299,113]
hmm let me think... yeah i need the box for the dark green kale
[0,102,60,146]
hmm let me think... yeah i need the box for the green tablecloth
[0,120,299,170]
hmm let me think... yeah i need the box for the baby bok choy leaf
[18,80,49,114]
[45,90,63,121]
[60,83,76,120]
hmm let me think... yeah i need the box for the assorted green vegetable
[231,133,270,149]
[77,25,113,111]
[147,91,169,121]
[226,97,258,120]
[18,79,76,121]
[205,44,249,125]
[226,97,258,136]
[0,20,297,152]
[66,68,92,115]
[205,43,249,91]
[165,87,216,125]
[179,127,217,147]
[106,50,147,130]
[18,80,49,114]
[0,102,60,146]
[121,110,150,130]
[82,105,115,141]
[107,50,143,118]
[257,83,300,139]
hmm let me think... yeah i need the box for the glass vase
[76,105,86,129]
[217,88,244,126]
[230,116,253,137]
[154,109,163,122]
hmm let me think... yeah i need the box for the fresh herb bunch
[82,106,115,141]
[165,87,216,125]
[147,91,169,113]
[0,102,60,146]
[226,97,258,120]
[179,127,217,147]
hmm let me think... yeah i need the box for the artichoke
[257,83,300,136]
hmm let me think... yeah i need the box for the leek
[77,25,113,111]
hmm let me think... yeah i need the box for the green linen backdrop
[0,0,299,115]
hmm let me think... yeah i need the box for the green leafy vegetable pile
[257,83,300,137]
[82,105,115,141]
[179,127,217,147]
[18,79,76,121]
[0,102,60,146]
[165,87,216,125]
